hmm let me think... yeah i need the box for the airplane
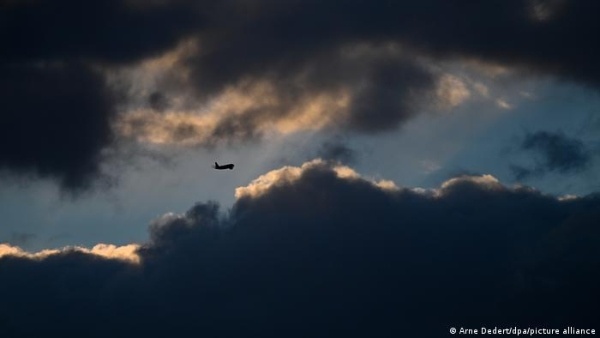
[213,162,234,170]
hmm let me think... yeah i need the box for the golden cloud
[234,159,398,199]
[0,243,141,264]
[116,80,350,146]
[436,74,471,109]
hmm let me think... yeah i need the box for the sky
[1,0,599,336]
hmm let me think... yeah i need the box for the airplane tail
[214,162,218,168]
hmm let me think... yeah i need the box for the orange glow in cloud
[0,243,141,264]
[234,159,398,199]
[117,80,350,146]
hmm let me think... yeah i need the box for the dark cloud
[201,53,437,144]
[345,59,435,132]
[316,139,357,164]
[512,131,592,179]
[148,92,170,112]
[0,250,138,337]
[0,0,200,189]
[1,163,599,336]
[143,0,600,143]
[0,63,115,190]
[0,0,200,64]
[3,0,600,99]
[3,0,600,186]
[178,0,600,97]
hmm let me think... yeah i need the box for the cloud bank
[1,161,598,337]
[3,0,600,188]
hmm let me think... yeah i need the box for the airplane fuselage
[214,162,234,170]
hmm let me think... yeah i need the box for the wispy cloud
[512,131,592,179]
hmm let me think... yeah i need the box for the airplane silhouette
[213,162,234,170]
